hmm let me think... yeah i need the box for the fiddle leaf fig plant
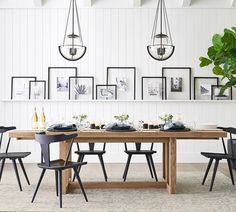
[199,27,236,94]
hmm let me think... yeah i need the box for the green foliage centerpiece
[114,114,129,124]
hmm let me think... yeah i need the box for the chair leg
[58,170,62,208]
[202,158,213,185]
[123,154,132,182]
[72,154,84,182]
[98,154,108,182]
[209,159,219,192]
[148,155,158,182]
[73,167,88,202]
[18,158,30,185]
[0,158,6,182]
[227,159,235,185]
[31,169,46,203]
[12,159,22,191]
[55,170,58,196]
[145,154,153,178]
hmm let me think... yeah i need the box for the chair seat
[0,152,31,159]
[38,159,87,170]
[75,150,106,155]
[201,152,232,159]
[124,150,157,155]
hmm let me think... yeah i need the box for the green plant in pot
[199,27,236,95]
[72,114,87,128]
[114,114,129,125]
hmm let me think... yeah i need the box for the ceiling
[0,0,235,9]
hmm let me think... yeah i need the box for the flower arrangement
[72,114,87,123]
[114,114,129,123]
[159,113,173,123]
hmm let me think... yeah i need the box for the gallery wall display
[69,76,94,100]
[48,67,77,100]
[29,80,46,100]
[11,76,37,100]
[106,67,136,100]
[194,77,219,100]
[162,67,191,100]
[96,84,117,100]
[141,77,167,100]
[211,85,232,100]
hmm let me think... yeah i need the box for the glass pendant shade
[147,0,175,61]
[59,0,86,61]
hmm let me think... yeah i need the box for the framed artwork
[162,67,191,100]
[141,77,167,100]
[48,67,77,99]
[11,76,37,100]
[96,84,117,100]
[106,67,136,100]
[211,85,232,100]
[29,80,46,100]
[194,77,219,100]
[69,76,94,100]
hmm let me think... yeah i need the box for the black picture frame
[69,76,95,100]
[96,84,117,100]
[106,67,136,100]
[162,67,192,100]
[141,76,167,100]
[194,77,219,100]
[29,80,46,100]
[11,76,37,100]
[211,85,233,100]
[48,67,77,99]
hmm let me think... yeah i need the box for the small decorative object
[11,76,37,100]
[149,124,154,129]
[199,27,236,95]
[141,77,166,100]
[29,80,46,100]
[72,114,87,129]
[96,84,117,100]
[194,77,219,100]
[211,85,232,100]
[114,114,129,123]
[143,123,148,129]
[58,0,86,61]
[48,67,77,99]
[90,123,96,129]
[162,67,191,100]
[107,67,136,100]
[147,0,175,61]
[159,113,173,124]
[69,76,94,100]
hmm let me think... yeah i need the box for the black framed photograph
[48,67,77,99]
[69,76,94,100]
[211,85,232,100]
[141,77,166,100]
[11,76,37,100]
[194,77,219,100]
[106,67,136,100]
[29,80,46,100]
[162,67,191,100]
[96,84,117,100]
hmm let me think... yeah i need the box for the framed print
[211,85,232,100]
[141,77,166,100]
[96,84,117,100]
[69,76,94,100]
[194,77,219,100]
[106,67,136,100]
[48,67,77,99]
[162,67,191,100]
[29,80,46,100]
[11,76,37,100]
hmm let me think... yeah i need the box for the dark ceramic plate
[160,128,191,132]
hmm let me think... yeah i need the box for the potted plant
[72,114,88,129]
[159,113,173,125]
[199,27,236,94]
[114,114,129,125]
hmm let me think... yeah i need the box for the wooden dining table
[8,129,226,195]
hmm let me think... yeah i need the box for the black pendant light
[59,0,86,61]
[147,0,175,61]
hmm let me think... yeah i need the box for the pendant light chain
[63,0,72,45]
[75,0,84,46]
[163,0,173,45]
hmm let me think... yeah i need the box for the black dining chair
[0,126,30,191]
[201,127,235,191]
[123,142,158,182]
[72,142,108,182]
[32,132,88,208]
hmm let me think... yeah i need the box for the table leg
[163,141,169,182]
[59,140,72,194]
[167,138,176,194]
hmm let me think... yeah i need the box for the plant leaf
[213,66,223,75]
[199,57,212,67]
[212,34,223,51]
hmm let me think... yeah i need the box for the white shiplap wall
[0,8,236,163]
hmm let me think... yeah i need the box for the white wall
[0,8,236,163]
